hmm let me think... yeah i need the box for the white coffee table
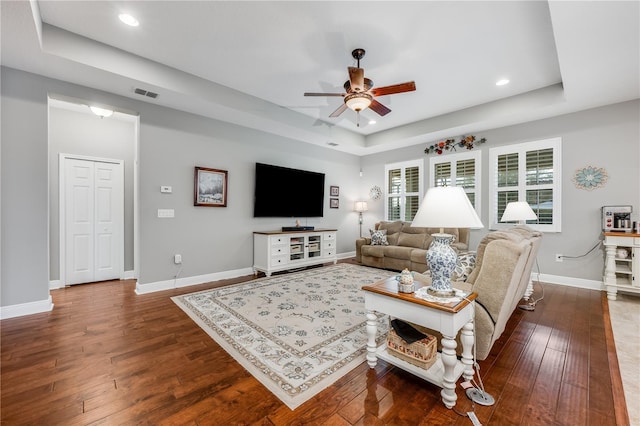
[362,278,476,409]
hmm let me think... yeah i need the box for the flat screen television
[253,163,325,217]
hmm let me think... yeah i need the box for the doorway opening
[48,96,139,288]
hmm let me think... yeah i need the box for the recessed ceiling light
[119,13,139,27]
[368,120,377,125]
[496,79,510,86]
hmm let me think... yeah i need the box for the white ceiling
[1,1,638,155]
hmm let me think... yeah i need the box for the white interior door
[64,157,123,285]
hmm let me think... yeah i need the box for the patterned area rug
[172,263,394,410]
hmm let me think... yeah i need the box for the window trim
[384,159,424,222]
[428,150,481,216]
[489,137,562,232]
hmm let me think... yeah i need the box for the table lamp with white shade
[500,201,537,225]
[354,201,368,237]
[411,186,484,297]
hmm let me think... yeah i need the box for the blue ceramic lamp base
[426,233,457,297]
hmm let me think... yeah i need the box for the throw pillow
[370,229,389,246]
[452,251,477,282]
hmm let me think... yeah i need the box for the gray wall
[361,100,640,282]
[1,68,50,306]
[49,107,136,279]
[2,65,639,310]
[1,67,362,307]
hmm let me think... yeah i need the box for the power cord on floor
[174,263,183,287]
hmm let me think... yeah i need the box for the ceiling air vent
[134,88,159,99]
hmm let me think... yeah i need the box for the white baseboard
[534,273,603,291]
[135,267,255,295]
[0,296,54,320]
[339,251,356,260]
[49,270,136,290]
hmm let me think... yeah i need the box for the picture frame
[330,185,339,197]
[194,167,228,207]
[330,198,339,209]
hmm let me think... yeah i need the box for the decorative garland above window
[424,135,487,155]
[573,165,608,191]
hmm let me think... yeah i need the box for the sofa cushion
[397,232,426,249]
[410,249,428,264]
[466,230,524,284]
[370,229,389,246]
[378,221,402,245]
[361,245,386,257]
[384,245,414,260]
[452,251,477,282]
[378,221,404,235]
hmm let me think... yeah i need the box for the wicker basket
[386,327,438,370]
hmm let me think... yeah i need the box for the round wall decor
[573,166,608,191]
[369,185,382,200]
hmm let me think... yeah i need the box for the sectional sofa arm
[355,237,371,262]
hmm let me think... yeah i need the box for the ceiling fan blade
[329,103,349,117]
[304,92,345,97]
[369,99,392,116]
[371,81,416,97]
[348,67,365,92]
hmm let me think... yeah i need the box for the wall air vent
[134,88,159,99]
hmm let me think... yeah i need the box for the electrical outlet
[174,254,182,264]
[555,253,563,262]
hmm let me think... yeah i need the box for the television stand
[253,229,337,276]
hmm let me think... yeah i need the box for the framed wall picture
[194,167,228,207]
[330,198,339,209]
[330,186,339,197]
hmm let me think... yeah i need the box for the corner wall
[1,67,362,314]
[361,100,640,284]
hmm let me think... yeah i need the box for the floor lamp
[501,201,538,305]
[354,201,368,237]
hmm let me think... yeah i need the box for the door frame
[59,153,125,286]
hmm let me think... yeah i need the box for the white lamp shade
[500,201,537,222]
[354,201,368,212]
[411,186,484,229]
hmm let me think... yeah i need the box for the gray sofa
[355,221,470,273]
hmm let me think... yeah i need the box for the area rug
[172,263,394,410]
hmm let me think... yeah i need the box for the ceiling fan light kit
[345,93,372,112]
[304,48,416,126]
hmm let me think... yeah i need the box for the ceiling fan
[304,48,416,126]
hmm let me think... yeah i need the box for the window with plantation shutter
[489,138,562,232]
[429,151,481,214]
[384,160,424,221]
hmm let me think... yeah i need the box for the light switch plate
[160,186,172,193]
[158,209,175,218]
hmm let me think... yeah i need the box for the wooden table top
[362,277,477,314]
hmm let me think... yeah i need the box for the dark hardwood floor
[1,261,628,425]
